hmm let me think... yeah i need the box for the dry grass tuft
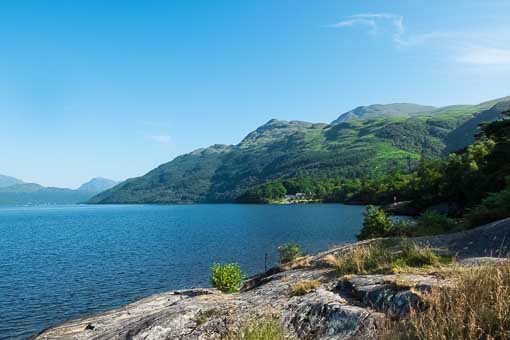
[280,256,313,271]
[326,243,395,274]
[290,280,321,296]
[381,262,510,340]
[320,254,342,268]
[224,316,291,340]
[324,241,449,275]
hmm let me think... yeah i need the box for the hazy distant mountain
[0,176,118,205]
[0,184,93,205]
[78,177,118,193]
[332,103,437,123]
[0,175,24,188]
[0,183,44,193]
[89,96,510,204]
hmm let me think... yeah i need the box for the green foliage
[357,206,395,240]
[238,181,287,203]
[464,189,510,228]
[278,244,302,264]
[413,210,458,236]
[210,263,243,293]
[398,242,441,267]
[359,209,459,239]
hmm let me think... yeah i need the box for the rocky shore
[33,218,510,340]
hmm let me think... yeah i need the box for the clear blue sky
[2,0,510,188]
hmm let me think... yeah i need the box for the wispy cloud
[329,13,510,67]
[329,13,404,45]
[148,135,172,145]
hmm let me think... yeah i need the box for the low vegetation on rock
[278,244,303,264]
[382,262,510,340]
[357,206,395,240]
[324,241,448,275]
[290,280,321,296]
[224,316,289,340]
[210,263,243,293]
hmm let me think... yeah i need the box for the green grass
[323,241,450,275]
[224,317,288,340]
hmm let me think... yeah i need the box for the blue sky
[2,0,510,188]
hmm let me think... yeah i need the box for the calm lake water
[0,204,366,340]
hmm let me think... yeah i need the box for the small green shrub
[360,209,460,239]
[291,280,321,296]
[357,206,394,240]
[278,244,302,264]
[390,219,413,237]
[399,242,441,267]
[413,210,458,236]
[211,263,243,293]
[225,317,287,340]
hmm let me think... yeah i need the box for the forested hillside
[89,97,510,204]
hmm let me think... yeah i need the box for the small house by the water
[284,193,307,201]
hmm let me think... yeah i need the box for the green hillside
[332,103,437,123]
[88,97,510,204]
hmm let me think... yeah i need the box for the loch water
[0,203,366,339]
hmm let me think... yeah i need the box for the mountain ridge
[89,97,510,204]
[78,177,118,193]
[0,175,24,188]
[332,103,437,124]
[0,176,119,205]
[332,96,510,124]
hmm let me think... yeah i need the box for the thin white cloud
[329,13,404,45]
[330,18,378,33]
[329,13,510,67]
[149,135,172,144]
